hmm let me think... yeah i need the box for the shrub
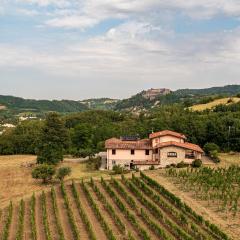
[203,143,220,155]
[56,167,71,181]
[149,165,155,170]
[112,165,129,175]
[86,157,102,170]
[176,161,187,168]
[32,164,55,183]
[210,150,220,163]
[191,159,202,168]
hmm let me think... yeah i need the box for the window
[154,149,158,154]
[131,149,135,155]
[112,160,116,165]
[167,152,177,158]
[112,149,116,155]
[145,150,150,155]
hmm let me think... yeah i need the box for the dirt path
[45,191,59,240]
[23,200,32,240]
[113,180,174,240]
[65,184,90,240]
[94,181,140,240]
[146,172,238,240]
[77,183,107,240]
[85,183,123,240]
[55,186,74,240]
[35,195,46,240]
[8,203,19,240]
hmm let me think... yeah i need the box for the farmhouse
[104,130,203,170]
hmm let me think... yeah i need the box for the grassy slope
[190,97,240,111]
[0,155,110,207]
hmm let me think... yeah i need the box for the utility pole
[228,126,231,150]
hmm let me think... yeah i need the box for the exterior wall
[195,152,202,159]
[108,149,152,161]
[107,149,152,170]
[159,146,202,167]
[152,135,184,147]
[107,158,132,170]
[159,146,186,167]
[160,135,184,143]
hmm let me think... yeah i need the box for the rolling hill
[114,85,240,111]
[0,95,88,113]
[0,84,239,115]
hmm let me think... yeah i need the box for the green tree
[37,112,70,165]
[32,164,55,183]
[56,167,71,181]
[70,123,93,150]
[204,142,220,154]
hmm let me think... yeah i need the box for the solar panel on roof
[121,136,139,141]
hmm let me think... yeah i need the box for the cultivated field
[150,154,240,240]
[189,97,240,111]
[0,155,110,208]
[0,173,229,240]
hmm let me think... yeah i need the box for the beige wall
[152,135,184,147]
[159,146,202,167]
[106,144,202,170]
[107,149,152,170]
[160,146,185,167]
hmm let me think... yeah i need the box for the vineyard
[166,166,240,217]
[0,173,230,240]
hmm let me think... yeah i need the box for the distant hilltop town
[142,88,172,100]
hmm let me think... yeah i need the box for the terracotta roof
[133,161,160,165]
[105,138,152,150]
[149,130,186,139]
[154,141,204,153]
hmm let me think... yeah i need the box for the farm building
[104,130,203,170]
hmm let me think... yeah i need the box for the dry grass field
[218,152,240,167]
[189,97,240,111]
[0,155,110,208]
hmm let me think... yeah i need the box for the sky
[1,0,240,100]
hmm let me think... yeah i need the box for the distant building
[104,130,203,170]
[2,123,15,128]
[142,88,171,100]
[19,116,37,121]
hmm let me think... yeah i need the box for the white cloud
[46,15,99,29]
[1,0,240,98]
[18,0,70,7]
[39,0,240,30]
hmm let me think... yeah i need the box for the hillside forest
[0,102,239,156]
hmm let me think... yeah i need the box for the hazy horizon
[0,83,239,101]
[1,1,240,100]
